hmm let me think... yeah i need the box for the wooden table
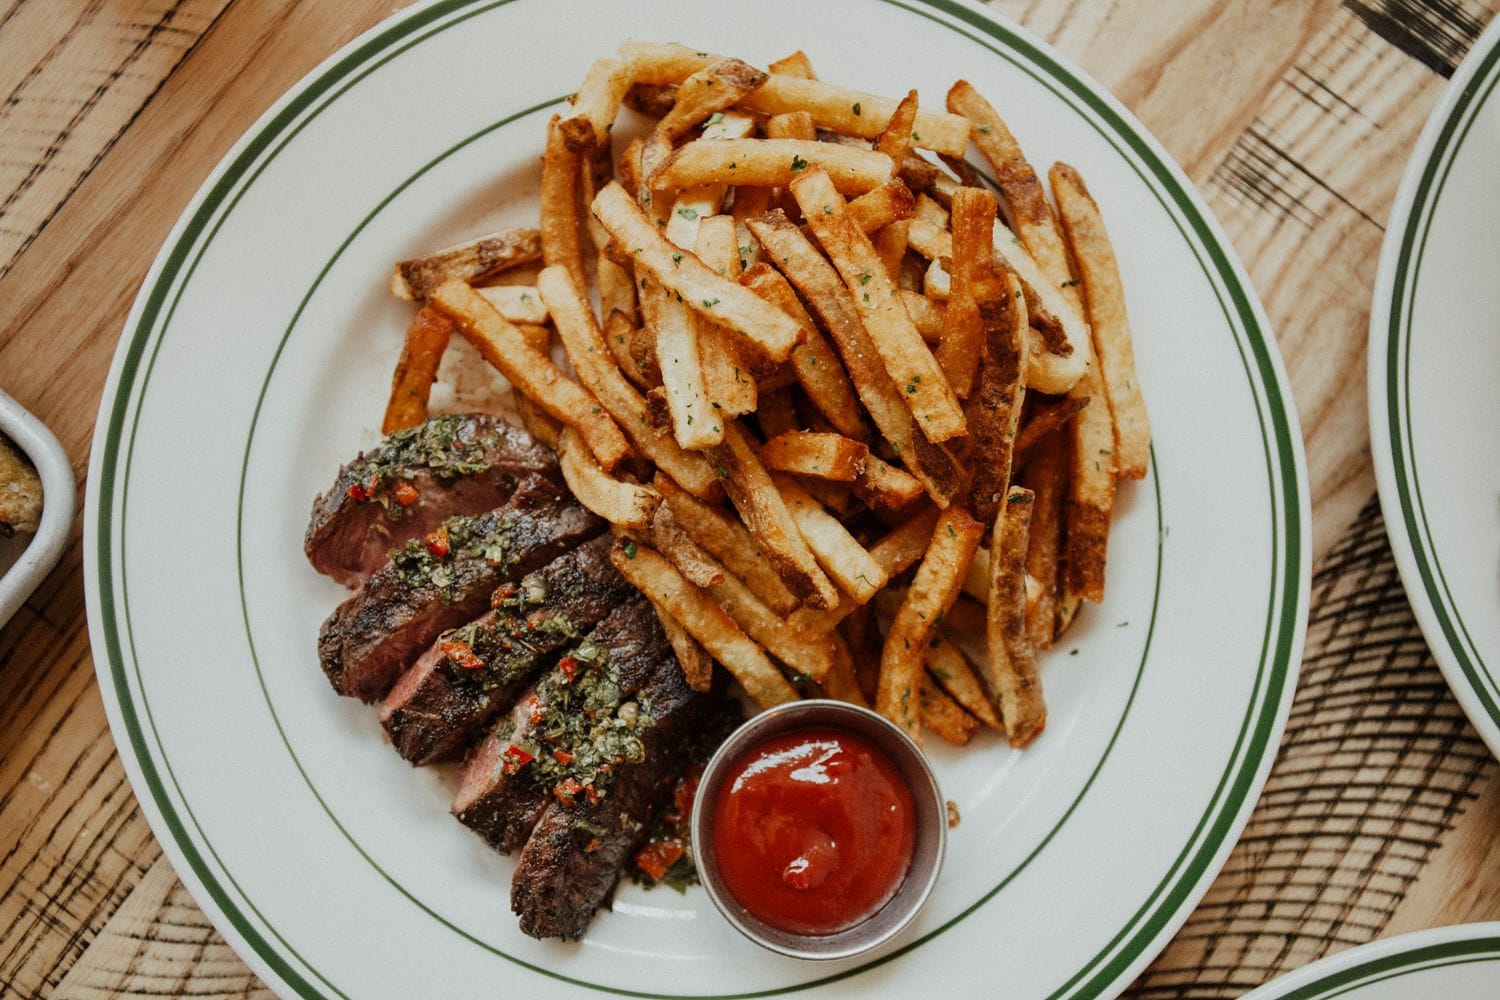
[2,1,1498,996]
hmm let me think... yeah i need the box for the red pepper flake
[391,480,419,506]
[554,777,583,806]
[552,749,574,765]
[527,696,544,726]
[557,656,580,683]
[440,640,484,671]
[423,526,450,557]
[633,840,685,881]
[583,783,600,806]
[501,743,533,775]
[346,481,370,502]
[584,838,602,854]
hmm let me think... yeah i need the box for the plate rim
[1242,922,1500,999]
[82,0,1311,996]
[1368,16,1500,761]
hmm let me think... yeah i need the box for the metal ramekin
[690,699,946,961]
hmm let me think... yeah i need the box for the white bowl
[0,389,73,626]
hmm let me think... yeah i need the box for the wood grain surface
[1,1,1498,996]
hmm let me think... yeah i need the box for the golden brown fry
[900,290,945,343]
[581,153,637,325]
[846,179,917,234]
[874,90,920,164]
[842,604,882,704]
[646,505,725,588]
[966,268,1027,522]
[390,227,542,300]
[822,633,870,707]
[761,431,868,482]
[913,193,949,229]
[511,322,562,448]
[756,385,800,439]
[620,42,971,155]
[791,168,966,443]
[939,593,988,636]
[558,428,660,530]
[541,115,588,293]
[938,187,999,399]
[872,220,910,282]
[765,110,817,141]
[655,473,801,617]
[926,633,1003,730]
[1064,373,1115,605]
[919,673,979,745]
[652,600,713,692]
[623,82,677,119]
[1019,432,1067,649]
[473,285,549,325]
[537,265,722,496]
[878,506,984,741]
[656,58,767,142]
[854,453,925,511]
[987,486,1045,746]
[602,309,652,388]
[709,567,833,683]
[593,182,803,361]
[774,474,888,599]
[429,279,630,468]
[709,422,840,609]
[767,50,817,79]
[611,540,797,708]
[382,307,452,434]
[746,211,964,504]
[783,497,932,633]
[740,263,865,438]
[641,278,719,450]
[1013,394,1088,467]
[565,56,633,149]
[694,215,757,416]
[652,138,894,195]
[1051,162,1150,480]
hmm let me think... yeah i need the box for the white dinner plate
[83,1,1309,997]
[1370,18,1500,760]
[1244,923,1500,1000]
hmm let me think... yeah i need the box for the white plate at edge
[83,1,1310,997]
[1370,17,1500,761]
[1244,923,1500,999]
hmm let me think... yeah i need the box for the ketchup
[709,726,915,936]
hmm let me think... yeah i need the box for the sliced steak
[453,599,669,854]
[510,625,716,940]
[305,414,558,587]
[381,535,633,764]
[317,475,601,702]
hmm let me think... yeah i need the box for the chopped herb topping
[852,102,862,116]
[790,154,809,172]
[677,206,699,220]
[859,270,872,285]
[706,111,725,126]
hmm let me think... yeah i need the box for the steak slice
[453,598,669,854]
[380,535,633,764]
[510,623,715,940]
[305,414,557,588]
[317,475,601,702]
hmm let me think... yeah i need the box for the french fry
[774,474,888,599]
[1019,432,1066,649]
[581,155,637,325]
[874,89,920,164]
[558,428,660,530]
[536,265,722,496]
[938,593,988,636]
[900,290,945,343]
[765,110,817,141]
[937,187,999,399]
[961,545,989,605]
[926,633,1003,730]
[656,59,767,142]
[746,210,964,504]
[1013,394,1088,466]
[565,56,634,148]
[791,168,966,443]
[756,385,800,439]
[623,82,677,119]
[767,50,817,79]
[592,182,804,361]
[651,138,895,195]
[382,307,452,434]
[965,267,1027,522]
[854,453,925,510]
[761,431,869,482]
[740,263,865,438]
[709,422,840,610]
[641,279,720,450]
[646,505,725,588]
[694,215,757,416]
[1064,373,1115,605]
[877,506,984,741]
[473,285,549,325]
[652,600,713,692]
[872,220,910,282]
[919,673,979,745]
[822,633,870,707]
[620,42,972,155]
[913,193,949,229]
[709,566,833,683]
[846,179,917,234]
[655,474,801,617]
[390,227,542,300]
[1051,162,1150,480]
[541,115,588,293]
[602,309,652,388]
[987,486,1045,746]
[610,540,797,708]
[429,279,630,469]
[511,322,562,448]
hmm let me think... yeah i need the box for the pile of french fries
[382,42,1150,750]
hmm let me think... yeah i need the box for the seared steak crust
[305,414,558,587]
[381,535,632,764]
[318,475,601,702]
